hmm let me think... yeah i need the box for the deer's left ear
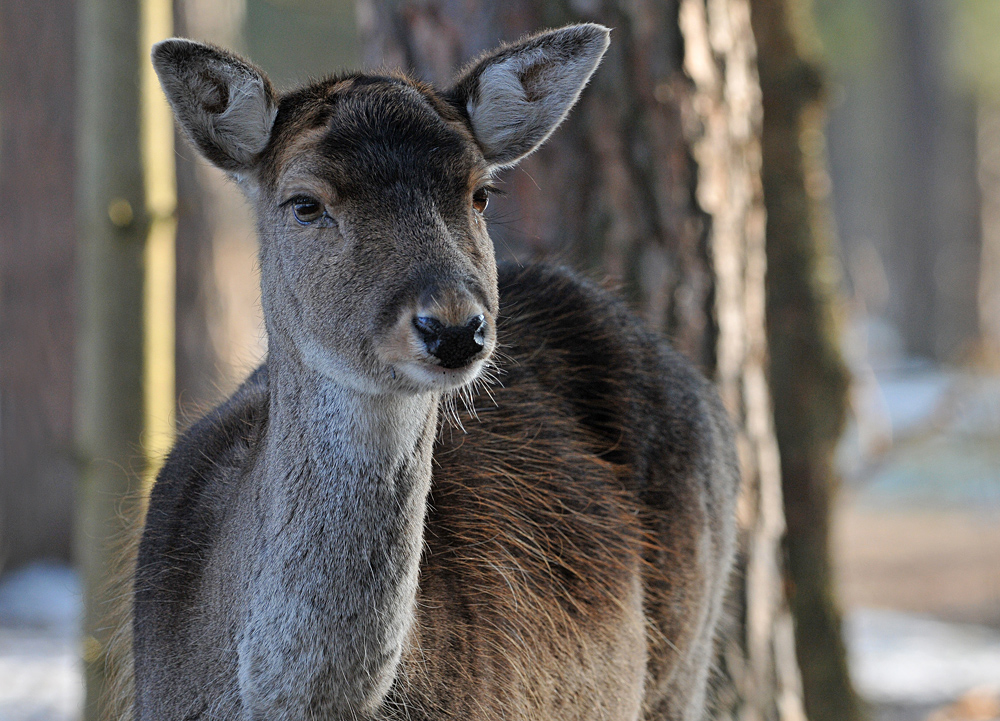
[152,38,277,176]
[446,24,610,168]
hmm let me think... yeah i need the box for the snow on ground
[0,563,82,721]
[0,626,81,721]
[846,609,1000,706]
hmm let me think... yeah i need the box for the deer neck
[239,341,440,714]
[264,344,439,471]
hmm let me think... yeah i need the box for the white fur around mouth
[393,357,487,392]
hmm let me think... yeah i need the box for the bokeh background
[1,1,999,720]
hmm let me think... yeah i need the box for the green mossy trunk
[749,1,864,720]
[75,0,149,717]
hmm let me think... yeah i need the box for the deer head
[152,25,609,396]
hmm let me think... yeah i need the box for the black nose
[413,314,487,369]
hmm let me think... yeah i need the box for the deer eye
[472,187,490,214]
[291,196,325,225]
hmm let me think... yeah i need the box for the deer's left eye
[291,196,325,225]
[472,187,489,214]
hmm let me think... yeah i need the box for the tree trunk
[75,0,175,716]
[878,0,981,362]
[0,0,77,570]
[979,99,1000,363]
[173,0,225,419]
[358,2,805,718]
[748,1,863,720]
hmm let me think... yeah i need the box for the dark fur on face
[250,74,500,394]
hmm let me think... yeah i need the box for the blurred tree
[172,0,226,418]
[977,102,1000,365]
[888,0,980,363]
[173,128,224,417]
[75,0,146,712]
[815,0,982,364]
[75,0,176,716]
[0,0,77,569]
[359,1,806,718]
[953,0,1000,364]
[749,1,863,721]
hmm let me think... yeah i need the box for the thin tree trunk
[979,99,1000,363]
[75,0,160,715]
[879,0,982,362]
[0,0,77,570]
[358,2,805,718]
[748,1,862,720]
[173,0,225,419]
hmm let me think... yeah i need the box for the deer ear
[447,24,609,168]
[152,39,277,175]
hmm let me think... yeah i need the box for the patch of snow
[0,628,82,721]
[0,563,83,721]
[875,369,954,436]
[846,608,1000,706]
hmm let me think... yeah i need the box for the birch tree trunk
[358,2,804,718]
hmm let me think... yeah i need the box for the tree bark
[748,1,863,720]
[679,3,805,718]
[358,2,805,718]
[0,0,77,569]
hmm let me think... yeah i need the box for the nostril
[414,316,444,338]
[413,316,444,354]
[468,315,487,347]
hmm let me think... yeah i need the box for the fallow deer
[134,24,739,720]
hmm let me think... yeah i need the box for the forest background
[2,1,1000,720]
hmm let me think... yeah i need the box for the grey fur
[450,24,610,166]
[152,39,277,175]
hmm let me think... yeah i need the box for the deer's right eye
[291,196,325,225]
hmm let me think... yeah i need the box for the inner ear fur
[152,39,278,175]
[446,24,610,168]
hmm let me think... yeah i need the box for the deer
[133,24,739,721]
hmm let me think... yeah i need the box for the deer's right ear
[152,39,277,175]
[446,24,610,168]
